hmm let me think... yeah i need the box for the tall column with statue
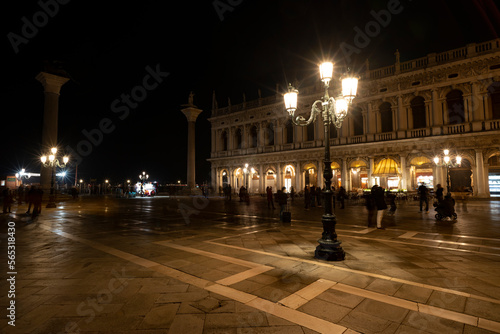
[181,92,203,193]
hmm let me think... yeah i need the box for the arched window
[380,102,393,133]
[235,128,242,149]
[250,126,258,148]
[286,120,294,144]
[488,83,500,120]
[352,106,363,136]
[446,90,465,124]
[266,122,274,146]
[221,131,228,151]
[411,96,427,129]
[306,122,315,141]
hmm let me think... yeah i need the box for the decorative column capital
[36,72,69,95]
[181,106,203,122]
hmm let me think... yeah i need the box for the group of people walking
[2,185,44,219]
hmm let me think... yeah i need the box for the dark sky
[2,0,500,185]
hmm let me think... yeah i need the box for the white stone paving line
[289,226,500,257]
[204,238,500,306]
[38,224,351,334]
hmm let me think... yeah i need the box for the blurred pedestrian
[364,190,376,227]
[277,187,288,221]
[32,187,43,219]
[290,186,295,202]
[435,184,444,203]
[338,186,346,209]
[2,188,13,213]
[304,186,310,210]
[418,183,429,213]
[316,186,322,207]
[310,186,316,208]
[267,186,275,209]
[26,186,36,214]
[373,185,387,229]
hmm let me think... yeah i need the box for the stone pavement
[0,194,499,333]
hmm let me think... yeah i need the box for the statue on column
[188,91,195,106]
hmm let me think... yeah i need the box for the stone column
[181,105,203,191]
[475,150,488,198]
[36,72,69,195]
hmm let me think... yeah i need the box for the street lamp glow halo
[319,62,334,84]
[284,84,298,115]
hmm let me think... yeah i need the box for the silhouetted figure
[304,186,310,210]
[32,188,43,219]
[338,186,346,209]
[418,183,429,212]
[277,187,288,221]
[2,188,13,213]
[310,186,316,208]
[372,185,387,229]
[364,191,376,227]
[290,186,295,202]
[267,186,275,209]
[435,193,456,220]
[26,186,36,214]
[435,184,444,203]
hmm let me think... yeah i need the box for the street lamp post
[139,171,149,196]
[283,62,358,261]
[40,147,69,208]
[433,149,462,194]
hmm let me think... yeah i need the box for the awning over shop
[373,158,399,175]
[350,160,367,168]
[331,162,341,170]
[410,156,432,166]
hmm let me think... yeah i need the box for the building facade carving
[208,39,500,197]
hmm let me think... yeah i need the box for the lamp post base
[314,214,345,261]
[314,241,345,261]
[46,195,56,208]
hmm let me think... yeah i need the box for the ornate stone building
[208,39,500,197]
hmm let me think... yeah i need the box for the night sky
[2,0,500,186]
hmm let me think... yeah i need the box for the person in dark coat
[304,186,310,210]
[436,193,456,220]
[372,185,387,229]
[418,183,429,213]
[277,187,288,221]
[309,186,316,208]
[435,184,444,203]
[2,188,13,213]
[338,186,346,209]
[32,188,43,219]
[364,191,376,227]
[267,186,275,209]
[26,186,36,214]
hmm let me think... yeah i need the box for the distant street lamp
[434,149,462,194]
[40,147,69,208]
[139,171,149,196]
[284,62,358,261]
[243,163,249,189]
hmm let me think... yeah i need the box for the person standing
[338,186,346,209]
[309,186,316,208]
[290,186,295,202]
[418,183,429,213]
[435,184,444,203]
[267,186,275,209]
[304,186,310,210]
[2,188,13,213]
[373,185,387,229]
[277,187,288,221]
[364,190,376,227]
[32,187,43,219]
